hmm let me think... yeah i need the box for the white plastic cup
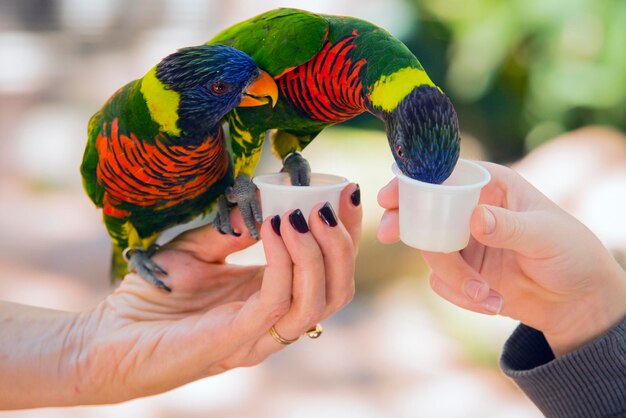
[392,159,491,253]
[253,172,349,220]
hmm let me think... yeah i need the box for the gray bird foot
[123,244,171,292]
[212,194,241,237]
[225,174,263,240]
[281,151,311,186]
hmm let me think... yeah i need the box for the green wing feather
[208,8,329,77]
[81,110,105,207]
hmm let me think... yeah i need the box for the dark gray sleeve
[500,317,626,418]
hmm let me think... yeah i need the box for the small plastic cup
[392,159,491,253]
[253,172,349,220]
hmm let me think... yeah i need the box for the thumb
[169,208,257,263]
[470,204,555,258]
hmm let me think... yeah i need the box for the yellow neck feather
[369,67,438,113]
[140,66,182,136]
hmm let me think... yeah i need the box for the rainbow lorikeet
[208,8,460,238]
[81,44,278,291]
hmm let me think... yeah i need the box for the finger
[309,201,356,317]
[474,162,511,207]
[377,178,399,210]
[475,162,551,210]
[377,209,400,244]
[258,216,293,312]
[338,183,363,251]
[420,251,493,304]
[470,204,559,258]
[429,272,504,315]
[268,208,327,344]
[459,235,487,272]
[169,208,257,263]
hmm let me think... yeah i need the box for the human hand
[47,185,361,406]
[377,163,626,356]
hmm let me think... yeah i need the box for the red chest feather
[95,119,228,214]
[277,35,367,122]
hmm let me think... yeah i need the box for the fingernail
[485,294,503,314]
[318,202,338,227]
[482,207,496,235]
[464,279,488,301]
[270,215,281,236]
[289,209,309,233]
[351,184,361,206]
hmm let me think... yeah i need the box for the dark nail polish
[289,209,309,233]
[350,184,361,206]
[271,215,281,236]
[318,202,338,227]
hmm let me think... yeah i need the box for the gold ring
[305,323,323,339]
[269,325,299,345]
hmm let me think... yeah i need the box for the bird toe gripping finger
[239,204,260,240]
[226,174,262,239]
[125,247,171,292]
[212,195,240,236]
[282,151,311,186]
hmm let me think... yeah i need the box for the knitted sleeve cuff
[500,318,626,418]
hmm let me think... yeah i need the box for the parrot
[207,8,461,239]
[81,44,278,291]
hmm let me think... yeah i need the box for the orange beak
[239,70,278,108]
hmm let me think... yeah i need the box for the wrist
[58,309,100,404]
[0,303,99,408]
[544,263,626,356]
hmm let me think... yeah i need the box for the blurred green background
[0,1,624,417]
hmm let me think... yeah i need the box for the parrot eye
[396,145,405,159]
[211,81,228,95]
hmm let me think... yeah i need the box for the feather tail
[110,245,128,283]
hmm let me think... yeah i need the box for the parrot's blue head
[384,85,460,184]
[155,44,278,139]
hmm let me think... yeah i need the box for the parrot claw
[126,246,171,292]
[212,195,242,237]
[281,152,311,186]
[223,174,262,240]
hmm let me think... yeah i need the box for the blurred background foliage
[410,0,626,161]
